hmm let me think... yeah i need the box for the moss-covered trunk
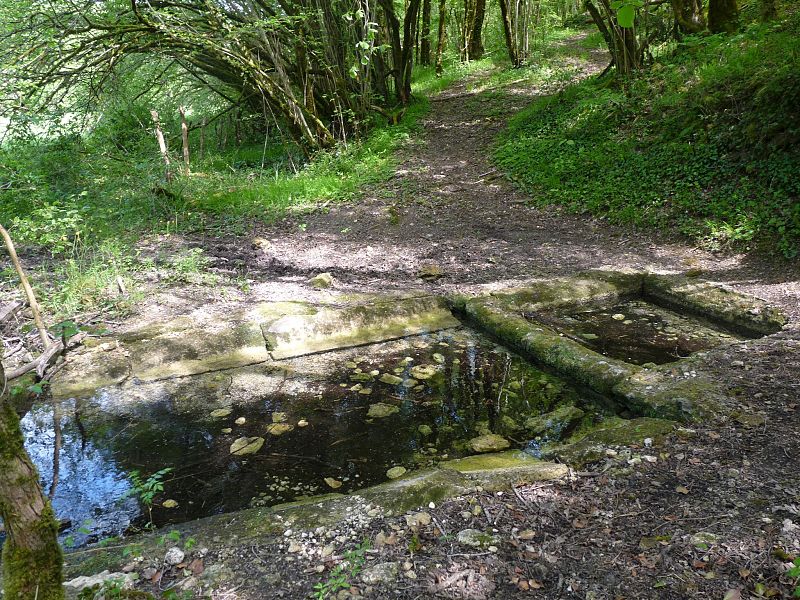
[708,0,739,32]
[0,364,64,600]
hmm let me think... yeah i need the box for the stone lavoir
[5,270,787,549]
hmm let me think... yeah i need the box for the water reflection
[19,329,610,545]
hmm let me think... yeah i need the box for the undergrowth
[0,60,476,317]
[494,15,800,257]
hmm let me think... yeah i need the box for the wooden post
[179,106,190,173]
[150,110,173,182]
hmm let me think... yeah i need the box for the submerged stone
[418,424,433,437]
[386,466,407,479]
[267,423,294,436]
[468,434,510,453]
[367,403,400,418]
[410,364,439,380]
[379,373,404,385]
[210,408,232,418]
[230,437,265,456]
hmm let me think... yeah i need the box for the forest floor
[7,34,800,599]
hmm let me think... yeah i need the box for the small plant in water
[313,539,371,599]
[123,468,173,528]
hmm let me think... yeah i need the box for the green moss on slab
[463,297,637,395]
[642,274,787,337]
[358,468,468,514]
[502,272,642,312]
[546,417,677,467]
[614,372,728,421]
[523,404,585,438]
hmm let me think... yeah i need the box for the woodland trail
[181,35,800,325]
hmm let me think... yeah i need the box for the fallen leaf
[188,558,204,576]
[572,517,588,529]
[675,485,690,494]
[723,590,742,600]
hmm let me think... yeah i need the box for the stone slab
[262,295,461,359]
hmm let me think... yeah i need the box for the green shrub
[494,15,800,257]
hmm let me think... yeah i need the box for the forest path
[201,33,798,323]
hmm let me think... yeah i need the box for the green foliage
[77,578,152,600]
[123,468,172,528]
[494,16,800,257]
[788,557,800,597]
[313,539,371,599]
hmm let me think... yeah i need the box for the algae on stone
[545,417,676,466]
[468,434,510,453]
[367,403,400,418]
[523,404,585,438]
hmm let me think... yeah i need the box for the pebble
[164,547,185,566]
[405,512,432,527]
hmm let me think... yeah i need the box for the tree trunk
[150,110,173,182]
[179,106,190,173]
[421,0,432,65]
[0,363,64,600]
[670,0,705,33]
[435,0,447,75]
[499,0,520,66]
[468,0,486,59]
[708,0,739,32]
[759,0,777,21]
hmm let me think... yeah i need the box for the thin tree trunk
[150,110,173,182]
[499,0,520,66]
[0,225,49,349]
[708,0,739,32]
[759,0,777,20]
[584,0,615,65]
[435,0,447,75]
[421,0,432,65]
[0,364,65,600]
[179,106,190,173]
[199,117,206,161]
[468,0,486,59]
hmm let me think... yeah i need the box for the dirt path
[175,36,800,329]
